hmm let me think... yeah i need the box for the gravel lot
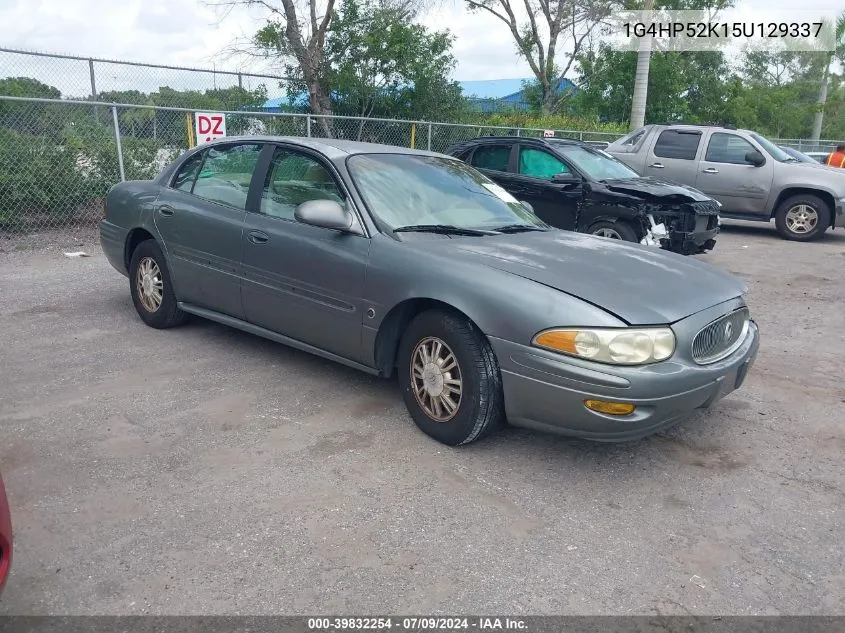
[0,220,843,615]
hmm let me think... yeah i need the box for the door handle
[247,230,269,245]
[158,205,175,217]
[702,168,719,174]
[648,162,664,168]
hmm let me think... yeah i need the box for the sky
[0,0,841,98]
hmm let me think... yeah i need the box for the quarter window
[172,152,205,192]
[519,148,571,179]
[653,130,702,160]
[260,149,344,220]
[705,133,759,165]
[470,145,511,172]
[192,143,262,210]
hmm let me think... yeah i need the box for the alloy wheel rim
[594,228,622,239]
[785,205,818,234]
[136,257,163,313]
[410,336,463,422]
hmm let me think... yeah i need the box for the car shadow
[718,219,845,244]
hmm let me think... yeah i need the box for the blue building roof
[259,77,577,112]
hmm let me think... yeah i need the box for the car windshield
[347,153,544,232]
[548,143,640,180]
[750,133,793,162]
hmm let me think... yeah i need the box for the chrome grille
[692,308,750,364]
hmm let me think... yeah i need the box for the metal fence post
[307,116,312,137]
[238,73,243,90]
[427,123,432,151]
[89,58,98,122]
[112,106,126,182]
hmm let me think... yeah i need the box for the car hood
[600,177,714,203]
[415,231,745,325]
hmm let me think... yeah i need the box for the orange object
[825,151,845,168]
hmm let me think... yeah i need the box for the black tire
[397,309,504,446]
[128,239,187,329]
[774,194,830,241]
[588,219,639,242]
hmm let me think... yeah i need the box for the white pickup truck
[606,124,845,241]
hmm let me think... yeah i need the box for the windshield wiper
[491,224,549,233]
[393,224,499,236]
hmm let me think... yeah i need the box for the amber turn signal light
[584,399,636,416]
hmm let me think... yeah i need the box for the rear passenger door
[643,128,703,186]
[154,142,264,319]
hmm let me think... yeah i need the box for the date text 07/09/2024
[307,617,528,631]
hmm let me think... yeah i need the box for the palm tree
[629,0,654,130]
[811,11,845,141]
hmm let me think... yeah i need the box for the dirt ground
[0,220,843,615]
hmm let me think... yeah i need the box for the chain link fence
[0,95,626,235]
[1,94,844,235]
[0,47,285,100]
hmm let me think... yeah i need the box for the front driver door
[509,146,581,230]
[153,141,264,319]
[695,132,774,216]
[240,145,370,363]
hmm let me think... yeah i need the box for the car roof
[198,135,449,160]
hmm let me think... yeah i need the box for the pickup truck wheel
[588,220,638,242]
[129,239,187,329]
[397,310,504,446]
[774,195,830,241]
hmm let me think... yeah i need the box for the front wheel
[397,310,504,446]
[774,195,830,241]
[588,220,639,242]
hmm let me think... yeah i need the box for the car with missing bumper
[100,136,759,445]
[446,136,721,255]
[606,124,845,241]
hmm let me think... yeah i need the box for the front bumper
[490,300,760,442]
[835,199,845,228]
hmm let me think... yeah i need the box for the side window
[653,130,702,160]
[172,151,205,192]
[260,148,344,221]
[620,129,645,147]
[705,133,758,165]
[519,147,571,179]
[192,143,262,210]
[470,145,511,172]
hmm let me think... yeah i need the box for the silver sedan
[100,136,760,445]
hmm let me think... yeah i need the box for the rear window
[653,129,702,160]
[470,145,511,172]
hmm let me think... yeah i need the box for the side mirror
[551,172,579,184]
[520,200,534,212]
[295,199,352,231]
[745,150,765,167]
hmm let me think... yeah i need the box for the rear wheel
[588,220,639,242]
[128,239,187,329]
[774,194,830,241]
[397,310,504,446]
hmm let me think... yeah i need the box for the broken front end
[639,199,721,255]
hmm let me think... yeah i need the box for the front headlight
[532,327,676,365]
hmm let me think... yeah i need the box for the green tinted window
[470,145,511,172]
[519,148,570,179]
[192,143,262,209]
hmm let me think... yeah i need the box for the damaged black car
[445,136,721,255]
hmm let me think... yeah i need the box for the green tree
[325,0,462,125]
[462,0,616,114]
[0,77,64,136]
